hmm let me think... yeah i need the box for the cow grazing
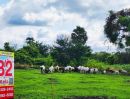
[40,65,45,74]
[54,65,60,72]
[59,67,65,73]
[119,69,128,74]
[49,66,54,73]
[64,66,75,72]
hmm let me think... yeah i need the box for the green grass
[15,69,130,99]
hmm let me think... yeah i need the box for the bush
[33,58,45,65]
[33,56,54,66]
[15,51,33,65]
[85,59,108,70]
[85,59,128,71]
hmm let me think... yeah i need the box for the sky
[0,0,130,52]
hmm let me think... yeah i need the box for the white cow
[94,68,98,73]
[103,70,106,74]
[84,67,89,73]
[65,66,74,72]
[40,65,45,74]
[114,70,119,74]
[77,66,89,73]
[119,69,128,74]
[89,68,94,73]
[78,66,84,73]
[54,65,60,72]
[49,66,54,73]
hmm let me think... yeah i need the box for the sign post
[0,51,14,99]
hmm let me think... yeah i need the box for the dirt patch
[63,96,116,99]
[79,81,103,84]
[86,76,96,78]
[47,78,60,84]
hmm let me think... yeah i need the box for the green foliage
[70,26,91,65]
[51,35,71,66]
[15,50,33,65]
[91,52,130,65]
[118,16,130,27]
[106,54,117,64]
[128,23,130,31]
[125,36,130,46]
[111,64,130,72]
[85,59,108,69]
[4,42,15,52]
[92,52,110,63]
[33,56,54,66]
[115,52,130,64]
[33,58,45,65]
[43,55,54,66]
[23,45,40,58]
[69,59,77,66]
[51,26,91,66]
[104,9,130,48]
[26,37,35,45]
[14,37,50,67]
[36,42,49,57]
[71,26,88,45]
[24,37,49,57]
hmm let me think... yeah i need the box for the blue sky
[0,0,9,5]
[0,0,130,52]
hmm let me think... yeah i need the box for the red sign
[0,86,14,99]
[0,51,14,99]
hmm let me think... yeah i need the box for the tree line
[2,26,92,67]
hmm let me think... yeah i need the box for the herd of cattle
[40,65,128,75]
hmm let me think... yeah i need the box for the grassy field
[15,69,130,99]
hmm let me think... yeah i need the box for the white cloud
[23,6,88,27]
[23,7,61,25]
[0,26,52,49]
[0,0,130,52]
[0,6,4,16]
[86,20,116,52]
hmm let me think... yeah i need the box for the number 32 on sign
[0,51,14,99]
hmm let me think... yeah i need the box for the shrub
[33,56,54,66]
[33,58,45,65]
[85,59,108,69]
[15,51,33,65]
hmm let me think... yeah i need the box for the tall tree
[51,35,71,66]
[4,42,15,52]
[70,26,91,65]
[104,9,130,48]
[71,26,88,45]
[35,41,49,57]
[23,37,49,58]
[26,37,35,45]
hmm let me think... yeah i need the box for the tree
[104,9,130,48]
[51,35,71,66]
[71,26,88,45]
[15,50,33,65]
[91,52,110,63]
[35,41,49,57]
[14,37,51,66]
[26,37,35,45]
[24,37,49,58]
[4,42,15,52]
[70,26,91,65]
